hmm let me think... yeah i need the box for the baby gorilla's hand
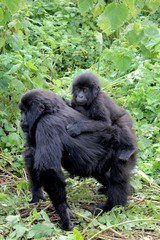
[66,122,81,137]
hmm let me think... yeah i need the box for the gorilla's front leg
[29,176,46,203]
[24,148,45,203]
[42,170,73,231]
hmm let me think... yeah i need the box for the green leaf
[98,14,111,35]
[10,79,26,92]
[41,210,51,222]
[73,229,84,240]
[98,3,129,35]
[147,0,160,12]
[124,0,136,17]
[0,38,5,49]
[126,29,139,45]
[138,169,153,184]
[0,8,4,23]
[5,0,22,14]
[8,64,21,74]
[93,1,105,17]
[107,3,129,29]
[113,54,132,73]
[139,136,151,151]
[27,60,38,71]
[95,32,103,45]
[133,109,144,120]
[7,34,24,50]
[13,223,28,238]
[32,208,38,217]
[7,132,20,146]
[130,177,142,191]
[0,193,8,200]
[27,223,53,238]
[78,0,94,15]
[16,181,28,190]
[6,215,20,225]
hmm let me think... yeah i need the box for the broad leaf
[98,3,129,35]
[78,0,94,15]
[73,229,84,240]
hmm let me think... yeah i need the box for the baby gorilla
[67,72,138,162]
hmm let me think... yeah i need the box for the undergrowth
[0,0,160,239]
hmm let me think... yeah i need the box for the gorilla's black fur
[19,89,137,230]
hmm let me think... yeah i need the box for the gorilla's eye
[74,87,79,93]
[83,87,89,93]
[21,108,27,114]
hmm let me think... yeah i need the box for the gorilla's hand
[66,122,82,137]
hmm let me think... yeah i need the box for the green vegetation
[0,0,160,239]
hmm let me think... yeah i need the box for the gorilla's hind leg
[93,163,131,215]
[93,172,110,195]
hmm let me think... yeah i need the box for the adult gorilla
[19,89,137,230]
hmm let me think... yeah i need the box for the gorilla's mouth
[76,100,86,106]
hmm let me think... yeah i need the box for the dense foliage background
[0,0,159,239]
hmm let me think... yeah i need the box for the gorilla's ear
[93,86,100,97]
[30,101,45,116]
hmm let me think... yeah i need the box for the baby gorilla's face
[72,72,101,107]
[74,87,90,106]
